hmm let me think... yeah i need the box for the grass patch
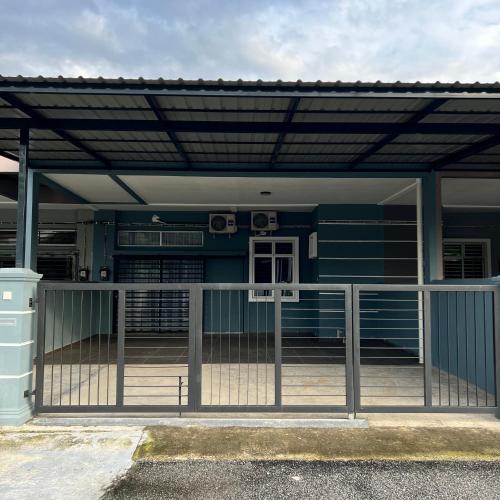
[133,426,500,462]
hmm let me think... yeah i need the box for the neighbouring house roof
[1,76,500,172]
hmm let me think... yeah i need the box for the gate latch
[24,389,36,398]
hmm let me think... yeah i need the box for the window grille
[443,240,489,279]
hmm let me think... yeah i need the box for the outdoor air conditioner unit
[209,214,237,234]
[251,211,279,232]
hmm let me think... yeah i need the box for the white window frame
[249,236,299,302]
[443,238,491,279]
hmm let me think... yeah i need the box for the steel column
[16,128,39,269]
[417,179,424,363]
[422,172,443,282]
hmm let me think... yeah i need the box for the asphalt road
[102,460,500,500]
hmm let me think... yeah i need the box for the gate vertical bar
[188,286,199,411]
[345,286,355,417]
[494,287,500,418]
[34,286,46,411]
[116,290,125,408]
[274,288,282,410]
[352,285,361,412]
[424,290,433,407]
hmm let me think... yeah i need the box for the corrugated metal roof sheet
[2,75,500,93]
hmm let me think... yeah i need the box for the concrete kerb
[30,417,369,428]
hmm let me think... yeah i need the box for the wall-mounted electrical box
[308,232,318,259]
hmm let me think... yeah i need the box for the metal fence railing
[353,284,499,414]
[34,282,499,417]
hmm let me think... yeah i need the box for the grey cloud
[0,0,500,81]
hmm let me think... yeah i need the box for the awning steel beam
[349,98,448,169]
[108,174,146,204]
[144,94,191,166]
[38,174,90,204]
[271,97,300,164]
[0,93,110,165]
[0,150,18,162]
[2,117,500,135]
[432,134,500,170]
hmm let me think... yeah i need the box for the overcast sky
[1,0,500,83]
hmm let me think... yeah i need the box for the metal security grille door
[116,257,204,334]
[115,257,203,408]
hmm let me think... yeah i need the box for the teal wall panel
[431,290,496,398]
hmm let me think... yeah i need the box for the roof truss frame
[349,98,449,169]
[0,93,111,166]
[2,82,500,171]
[2,117,500,135]
[144,94,191,166]
[270,97,300,165]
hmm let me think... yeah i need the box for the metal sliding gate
[35,283,499,416]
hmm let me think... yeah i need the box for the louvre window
[0,255,75,281]
[162,231,204,247]
[118,231,161,247]
[443,241,489,279]
[0,230,77,246]
[0,231,16,246]
[38,230,77,245]
[118,231,204,247]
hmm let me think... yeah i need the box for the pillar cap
[0,268,43,282]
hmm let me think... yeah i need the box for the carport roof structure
[2,76,500,172]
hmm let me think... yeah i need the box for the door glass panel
[254,257,273,283]
[276,256,293,297]
[254,242,272,254]
[275,242,293,255]
[254,257,273,297]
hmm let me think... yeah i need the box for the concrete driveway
[0,426,143,500]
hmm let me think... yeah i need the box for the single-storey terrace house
[0,76,499,424]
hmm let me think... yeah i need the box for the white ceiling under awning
[4,173,500,211]
[118,175,416,210]
[44,173,138,204]
[442,178,500,208]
